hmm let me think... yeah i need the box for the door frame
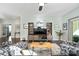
[68,16,79,42]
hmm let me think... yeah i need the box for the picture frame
[23,23,28,29]
[63,23,67,30]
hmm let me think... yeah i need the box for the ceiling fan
[39,3,45,11]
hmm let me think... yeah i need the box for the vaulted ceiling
[0,3,79,19]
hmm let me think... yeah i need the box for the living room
[0,3,79,56]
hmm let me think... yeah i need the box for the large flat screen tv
[34,27,47,34]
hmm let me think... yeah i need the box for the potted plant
[73,35,79,42]
[56,30,63,41]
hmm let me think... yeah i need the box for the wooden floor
[27,42,61,56]
[30,42,52,48]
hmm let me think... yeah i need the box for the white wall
[0,14,63,41]
[62,7,79,41]
[0,16,20,39]
[20,15,63,41]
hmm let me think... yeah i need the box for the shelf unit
[28,23,34,35]
[46,23,52,35]
[28,22,52,42]
[28,23,34,41]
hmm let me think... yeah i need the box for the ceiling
[0,3,79,19]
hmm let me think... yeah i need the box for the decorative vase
[56,30,63,41]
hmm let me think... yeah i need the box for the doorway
[3,24,12,42]
[8,24,12,41]
[68,17,79,42]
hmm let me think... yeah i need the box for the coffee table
[29,42,53,56]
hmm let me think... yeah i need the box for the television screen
[34,27,47,34]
